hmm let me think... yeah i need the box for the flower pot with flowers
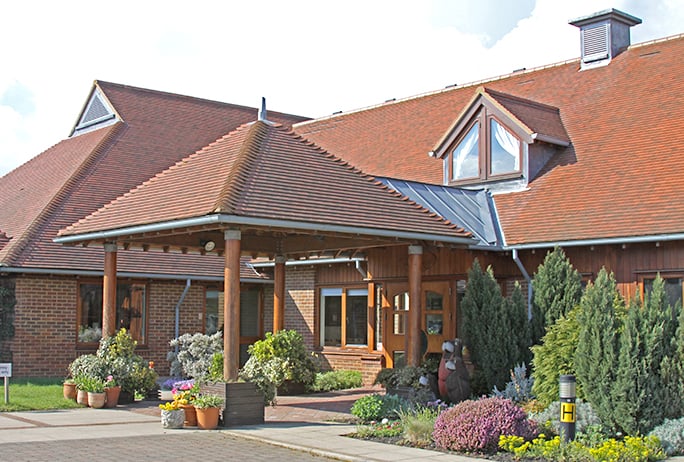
[172,379,198,427]
[104,375,121,408]
[81,375,107,408]
[159,400,185,429]
[193,393,224,430]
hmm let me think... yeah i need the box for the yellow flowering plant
[159,400,181,411]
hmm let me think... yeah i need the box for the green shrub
[167,331,223,379]
[491,363,534,404]
[309,370,362,392]
[354,420,403,438]
[528,399,602,436]
[374,365,424,389]
[398,406,440,447]
[649,417,684,456]
[575,268,624,431]
[531,246,583,345]
[350,394,409,423]
[351,394,384,422]
[69,328,158,396]
[531,306,582,406]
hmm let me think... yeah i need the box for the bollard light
[559,375,576,443]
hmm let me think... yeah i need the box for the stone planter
[88,391,106,408]
[158,389,174,401]
[201,382,264,427]
[161,409,185,429]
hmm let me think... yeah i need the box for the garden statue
[430,338,470,404]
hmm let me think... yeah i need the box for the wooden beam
[224,230,241,381]
[273,255,286,333]
[102,242,118,338]
[406,245,423,366]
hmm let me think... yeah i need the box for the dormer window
[451,110,522,183]
[431,87,570,190]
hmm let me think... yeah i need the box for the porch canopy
[55,120,473,379]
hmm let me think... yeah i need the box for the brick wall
[317,350,383,387]
[284,266,316,350]
[7,275,208,378]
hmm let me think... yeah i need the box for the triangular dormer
[71,82,119,136]
[430,87,569,191]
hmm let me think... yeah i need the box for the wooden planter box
[201,382,264,427]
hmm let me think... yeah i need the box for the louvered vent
[570,9,641,70]
[72,88,117,136]
[582,24,609,62]
[81,94,110,124]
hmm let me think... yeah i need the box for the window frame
[639,273,684,308]
[449,108,523,185]
[76,279,149,347]
[319,286,369,349]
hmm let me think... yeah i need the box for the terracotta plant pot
[76,389,89,406]
[195,407,220,430]
[105,386,121,408]
[161,409,185,429]
[88,391,106,408]
[63,382,77,401]
[180,404,197,426]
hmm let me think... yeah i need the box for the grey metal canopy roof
[378,177,501,248]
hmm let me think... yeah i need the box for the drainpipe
[512,249,533,320]
[174,279,192,354]
[355,260,368,279]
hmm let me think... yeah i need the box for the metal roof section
[377,177,501,248]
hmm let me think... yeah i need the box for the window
[451,110,522,183]
[78,282,147,344]
[320,287,368,347]
[205,287,262,366]
[643,276,683,308]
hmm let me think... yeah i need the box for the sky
[1,0,682,176]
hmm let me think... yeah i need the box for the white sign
[0,363,11,377]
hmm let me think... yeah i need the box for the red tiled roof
[0,81,307,277]
[297,35,684,245]
[60,121,471,243]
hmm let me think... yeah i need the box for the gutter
[251,257,366,268]
[0,266,272,284]
[503,232,684,251]
[53,214,475,247]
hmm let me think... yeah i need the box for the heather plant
[433,397,537,453]
[167,331,223,379]
[649,417,684,456]
[491,363,535,404]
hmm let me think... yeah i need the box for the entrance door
[381,281,453,368]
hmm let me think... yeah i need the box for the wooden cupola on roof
[569,8,642,69]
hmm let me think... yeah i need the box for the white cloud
[1,0,682,176]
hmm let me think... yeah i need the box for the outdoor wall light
[201,240,216,252]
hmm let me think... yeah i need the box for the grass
[0,377,83,412]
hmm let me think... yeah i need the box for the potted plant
[104,375,121,408]
[192,393,224,430]
[63,378,77,401]
[172,379,198,426]
[159,400,185,429]
[81,375,107,408]
[159,377,180,401]
[73,375,90,406]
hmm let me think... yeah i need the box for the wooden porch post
[273,255,286,333]
[406,245,423,366]
[102,242,118,338]
[224,230,241,381]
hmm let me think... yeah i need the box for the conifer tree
[531,247,583,345]
[506,282,532,367]
[661,299,684,418]
[574,268,623,430]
